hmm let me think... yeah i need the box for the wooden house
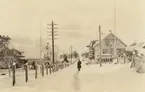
[93,31,127,60]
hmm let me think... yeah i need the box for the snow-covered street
[0,63,145,92]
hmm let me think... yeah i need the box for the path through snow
[0,63,145,92]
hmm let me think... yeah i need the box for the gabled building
[87,31,127,61]
[86,40,98,59]
[93,31,127,59]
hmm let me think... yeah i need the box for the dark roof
[87,40,99,47]
[91,40,98,46]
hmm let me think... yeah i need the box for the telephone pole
[47,21,58,64]
[39,19,43,65]
[99,25,102,67]
[114,0,117,57]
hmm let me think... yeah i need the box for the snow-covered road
[0,63,145,92]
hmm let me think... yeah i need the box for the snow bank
[103,65,145,92]
[133,56,145,73]
[0,63,145,92]
[80,64,145,92]
[126,41,145,73]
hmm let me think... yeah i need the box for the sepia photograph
[0,0,145,92]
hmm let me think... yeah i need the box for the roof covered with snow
[126,39,145,56]
[93,32,127,48]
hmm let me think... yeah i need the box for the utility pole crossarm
[47,23,58,26]
[47,38,58,40]
[47,28,58,29]
[47,34,58,36]
[47,31,58,33]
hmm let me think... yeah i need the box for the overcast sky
[0,0,145,58]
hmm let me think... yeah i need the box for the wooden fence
[0,62,74,86]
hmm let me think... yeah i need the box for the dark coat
[77,60,82,68]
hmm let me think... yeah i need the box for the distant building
[27,58,46,65]
[44,43,51,61]
[43,43,60,64]
[87,31,127,60]
[86,40,98,59]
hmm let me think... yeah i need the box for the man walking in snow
[77,59,82,71]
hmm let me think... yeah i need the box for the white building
[93,31,127,60]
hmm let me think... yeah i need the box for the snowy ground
[0,62,145,92]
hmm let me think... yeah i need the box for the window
[105,38,115,46]
[103,49,108,54]
[110,48,114,54]
[111,39,115,44]
[105,39,110,46]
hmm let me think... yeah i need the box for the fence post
[49,65,51,74]
[54,64,56,72]
[53,64,56,72]
[124,53,126,64]
[35,63,37,79]
[55,64,57,71]
[42,63,44,76]
[52,65,54,73]
[12,62,16,86]
[56,64,58,71]
[55,64,57,72]
[130,52,135,68]
[133,53,136,67]
[57,64,59,71]
[25,63,28,82]
[117,55,119,64]
[40,64,42,75]
[8,64,11,78]
[46,64,48,75]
